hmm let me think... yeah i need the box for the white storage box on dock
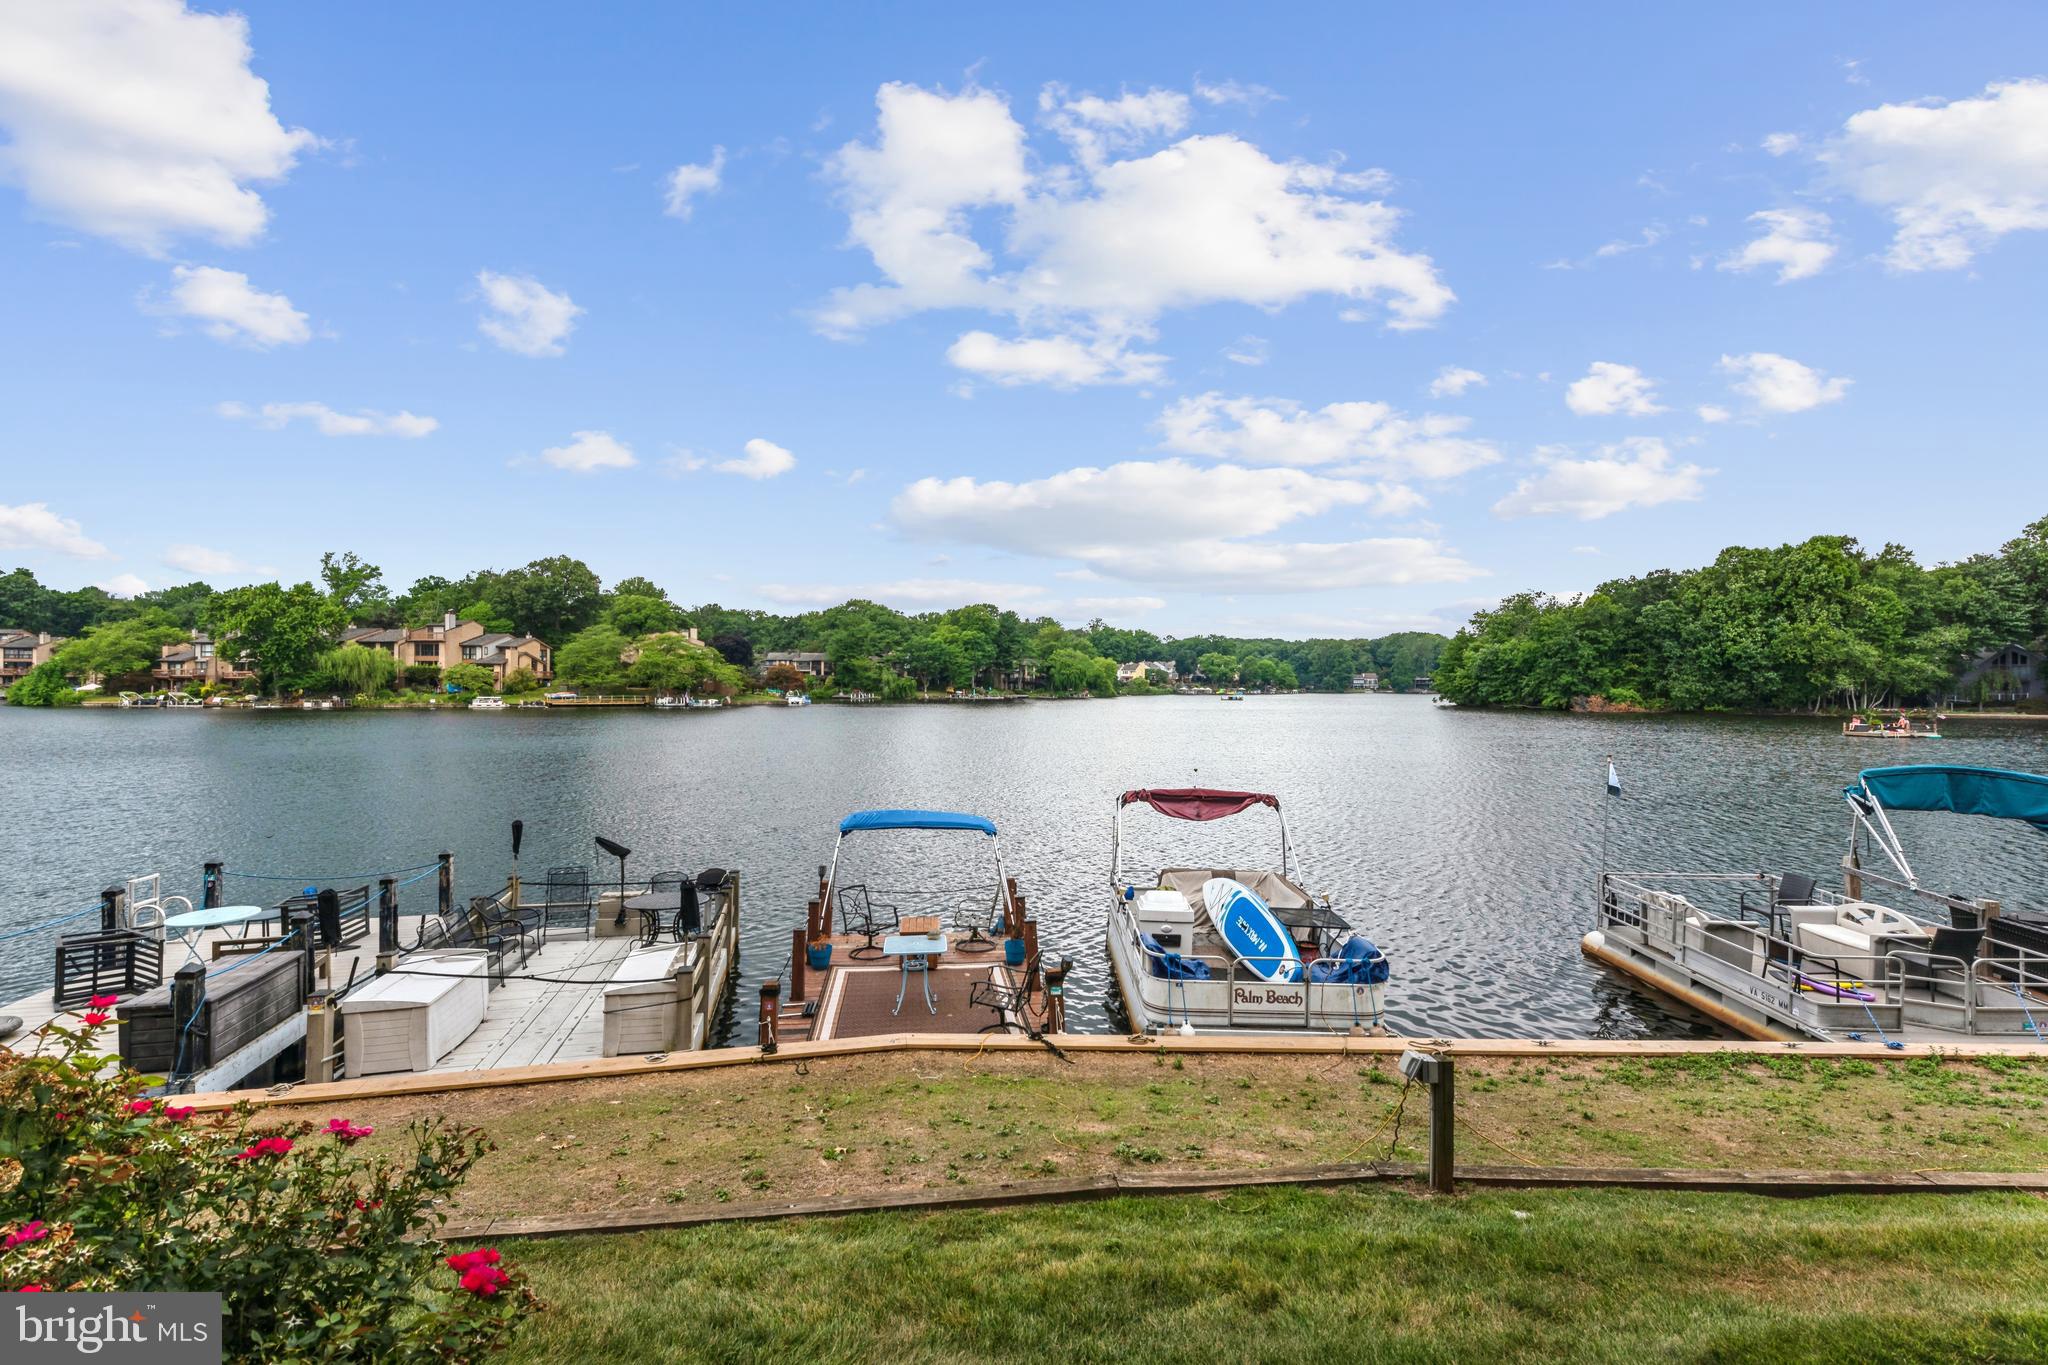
[340,954,489,1077]
[603,943,685,1055]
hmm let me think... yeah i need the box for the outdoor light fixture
[596,836,632,923]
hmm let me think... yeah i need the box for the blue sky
[2,2,2045,638]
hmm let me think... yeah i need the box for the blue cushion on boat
[1342,936,1391,985]
[1141,932,1211,980]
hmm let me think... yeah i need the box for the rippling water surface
[4,697,2045,1039]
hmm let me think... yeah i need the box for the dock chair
[1892,926,1987,1001]
[950,889,1003,954]
[837,885,897,960]
[417,907,520,983]
[542,865,593,938]
[969,952,1039,1034]
[1775,872,1818,907]
[640,871,690,943]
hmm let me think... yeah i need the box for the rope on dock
[218,861,441,884]
[0,904,101,943]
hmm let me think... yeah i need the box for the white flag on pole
[1607,761,1622,796]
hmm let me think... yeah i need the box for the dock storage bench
[340,955,489,1077]
[603,943,685,1055]
[118,950,302,1077]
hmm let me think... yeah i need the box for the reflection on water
[2,698,2043,1039]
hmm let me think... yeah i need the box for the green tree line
[1435,517,2048,712]
[5,551,1445,704]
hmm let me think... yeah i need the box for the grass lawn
[295,1051,2048,1223]
[498,1185,2048,1363]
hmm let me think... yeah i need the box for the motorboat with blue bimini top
[1586,764,2048,1045]
[757,808,1065,1047]
[1106,787,1390,1036]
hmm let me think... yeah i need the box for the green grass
[498,1186,2048,1363]
[321,1051,2048,1223]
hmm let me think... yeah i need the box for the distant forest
[1435,516,2048,712]
[1,554,1445,699]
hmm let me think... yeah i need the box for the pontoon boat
[1585,765,2048,1044]
[1106,788,1390,1035]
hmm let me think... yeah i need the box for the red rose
[80,1012,110,1027]
[17,1285,48,1293]
[89,994,119,1009]
[125,1099,156,1115]
[460,1265,509,1296]
[232,1136,293,1161]
[163,1106,195,1123]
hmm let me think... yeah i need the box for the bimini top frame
[1113,787,1290,886]
[1843,764,2048,888]
[824,808,1015,926]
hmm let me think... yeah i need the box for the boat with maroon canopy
[1105,787,1389,1035]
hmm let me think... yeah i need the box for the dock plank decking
[430,935,636,1071]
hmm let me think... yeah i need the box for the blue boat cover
[838,808,998,837]
[1847,766,2048,834]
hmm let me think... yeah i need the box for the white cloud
[1494,438,1711,521]
[1157,392,1498,479]
[755,578,1049,609]
[1761,132,1801,157]
[1039,83,1190,166]
[0,0,317,254]
[1564,361,1665,417]
[1428,366,1486,398]
[1069,595,1166,614]
[163,543,253,575]
[1223,334,1268,366]
[1717,352,1851,413]
[96,572,147,597]
[714,437,795,480]
[476,270,582,357]
[1193,78,1280,111]
[218,400,436,438]
[540,430,637,473]
[159,265,308,347]
[1720,207,1836,283]
[1823,79,2048,270]
[1697,403,1732,423]
[1593,224,1666,258]
[946,330,1166,387]
[663,145,725,220]
[1570,545,1601,556]
[816,81,1451,380]
[890,457,1476,590]
[0,501,107,557]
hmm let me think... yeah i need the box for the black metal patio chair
[837,884,897,960]
[542,865,593,938]
[968,952,1039,1034]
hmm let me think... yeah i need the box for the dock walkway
[429,935,638,1071]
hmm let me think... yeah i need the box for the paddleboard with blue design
[1201,877,1303,983]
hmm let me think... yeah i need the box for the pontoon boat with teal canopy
[1584,761,2048,1046]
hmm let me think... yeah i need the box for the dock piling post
[376,877,399,973]
[170,961,206,1079]
[99,885,124,932]
[1429,1054,1456,1194]
[202,862,223,909]
[1043,956,1070,1033]
[437,852,454,919]
[790,926,808,1004]
[806,898,820,942]
[817,866,831,934]
[1022,918,1039,973]
[758,979,780,1054]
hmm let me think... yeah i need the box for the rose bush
[1,1013,539,1360]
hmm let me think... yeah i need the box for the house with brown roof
[342,613,552,688]
[152,634,255,688]
[759,649,830,678]
[0,630,62,689]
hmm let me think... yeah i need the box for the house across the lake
[1115,659,1178,683]
[759,650,830,679]
[0,630,61,689]
[1953,641,2044,706]
[1350,671,1380,690]
[152,634,255,689]
[343,612,553,687]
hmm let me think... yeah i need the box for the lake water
[4,697,2045,1040]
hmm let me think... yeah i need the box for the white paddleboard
[1201,877,1303,983]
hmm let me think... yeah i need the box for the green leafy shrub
[0,1015,538,1360]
